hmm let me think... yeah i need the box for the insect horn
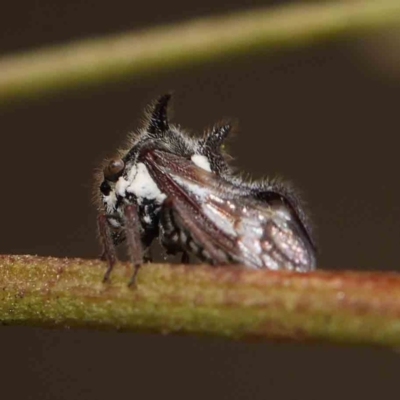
[147,93,171,136]
[202,123,231,150]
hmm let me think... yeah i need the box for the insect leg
[123,204,143,286]
[97,214,117,282]
[181,252,190,264]
[143,247,153,263]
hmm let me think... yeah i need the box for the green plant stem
[1,1,400,104]
[1,255,400,346]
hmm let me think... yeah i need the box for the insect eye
[104,158,125,181]
[100,181,111,196]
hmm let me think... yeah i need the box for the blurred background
[1,0,399,399]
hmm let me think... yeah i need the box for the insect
[96,94,316,285]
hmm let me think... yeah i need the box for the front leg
[123,204,143,286]
[97,214,117,282]
[181,252,190,264]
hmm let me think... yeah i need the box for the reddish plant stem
[0,255,399,346]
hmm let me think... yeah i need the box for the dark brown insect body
[97,95,316,284]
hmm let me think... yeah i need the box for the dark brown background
[1,1,399,399]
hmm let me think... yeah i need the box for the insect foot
[95,94,317,285]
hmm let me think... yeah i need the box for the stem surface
[1,255,400,346]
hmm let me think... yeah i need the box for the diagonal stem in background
[0,1,400,104]
[1,255,400,347]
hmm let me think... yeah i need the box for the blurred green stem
[1,255,400,346]
[0,1,400,104]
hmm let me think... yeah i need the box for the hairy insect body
[96,94,316,284]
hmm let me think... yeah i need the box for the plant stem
[1,1,400,104]
[1,255,400,346]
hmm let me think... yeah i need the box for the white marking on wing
[202,202,237,237]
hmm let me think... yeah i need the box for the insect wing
[197,186,316,272]
[143,150,315,271]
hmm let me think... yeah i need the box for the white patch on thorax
[103,191,117,214]
[116,162,166,205]
[191,154,211,172]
